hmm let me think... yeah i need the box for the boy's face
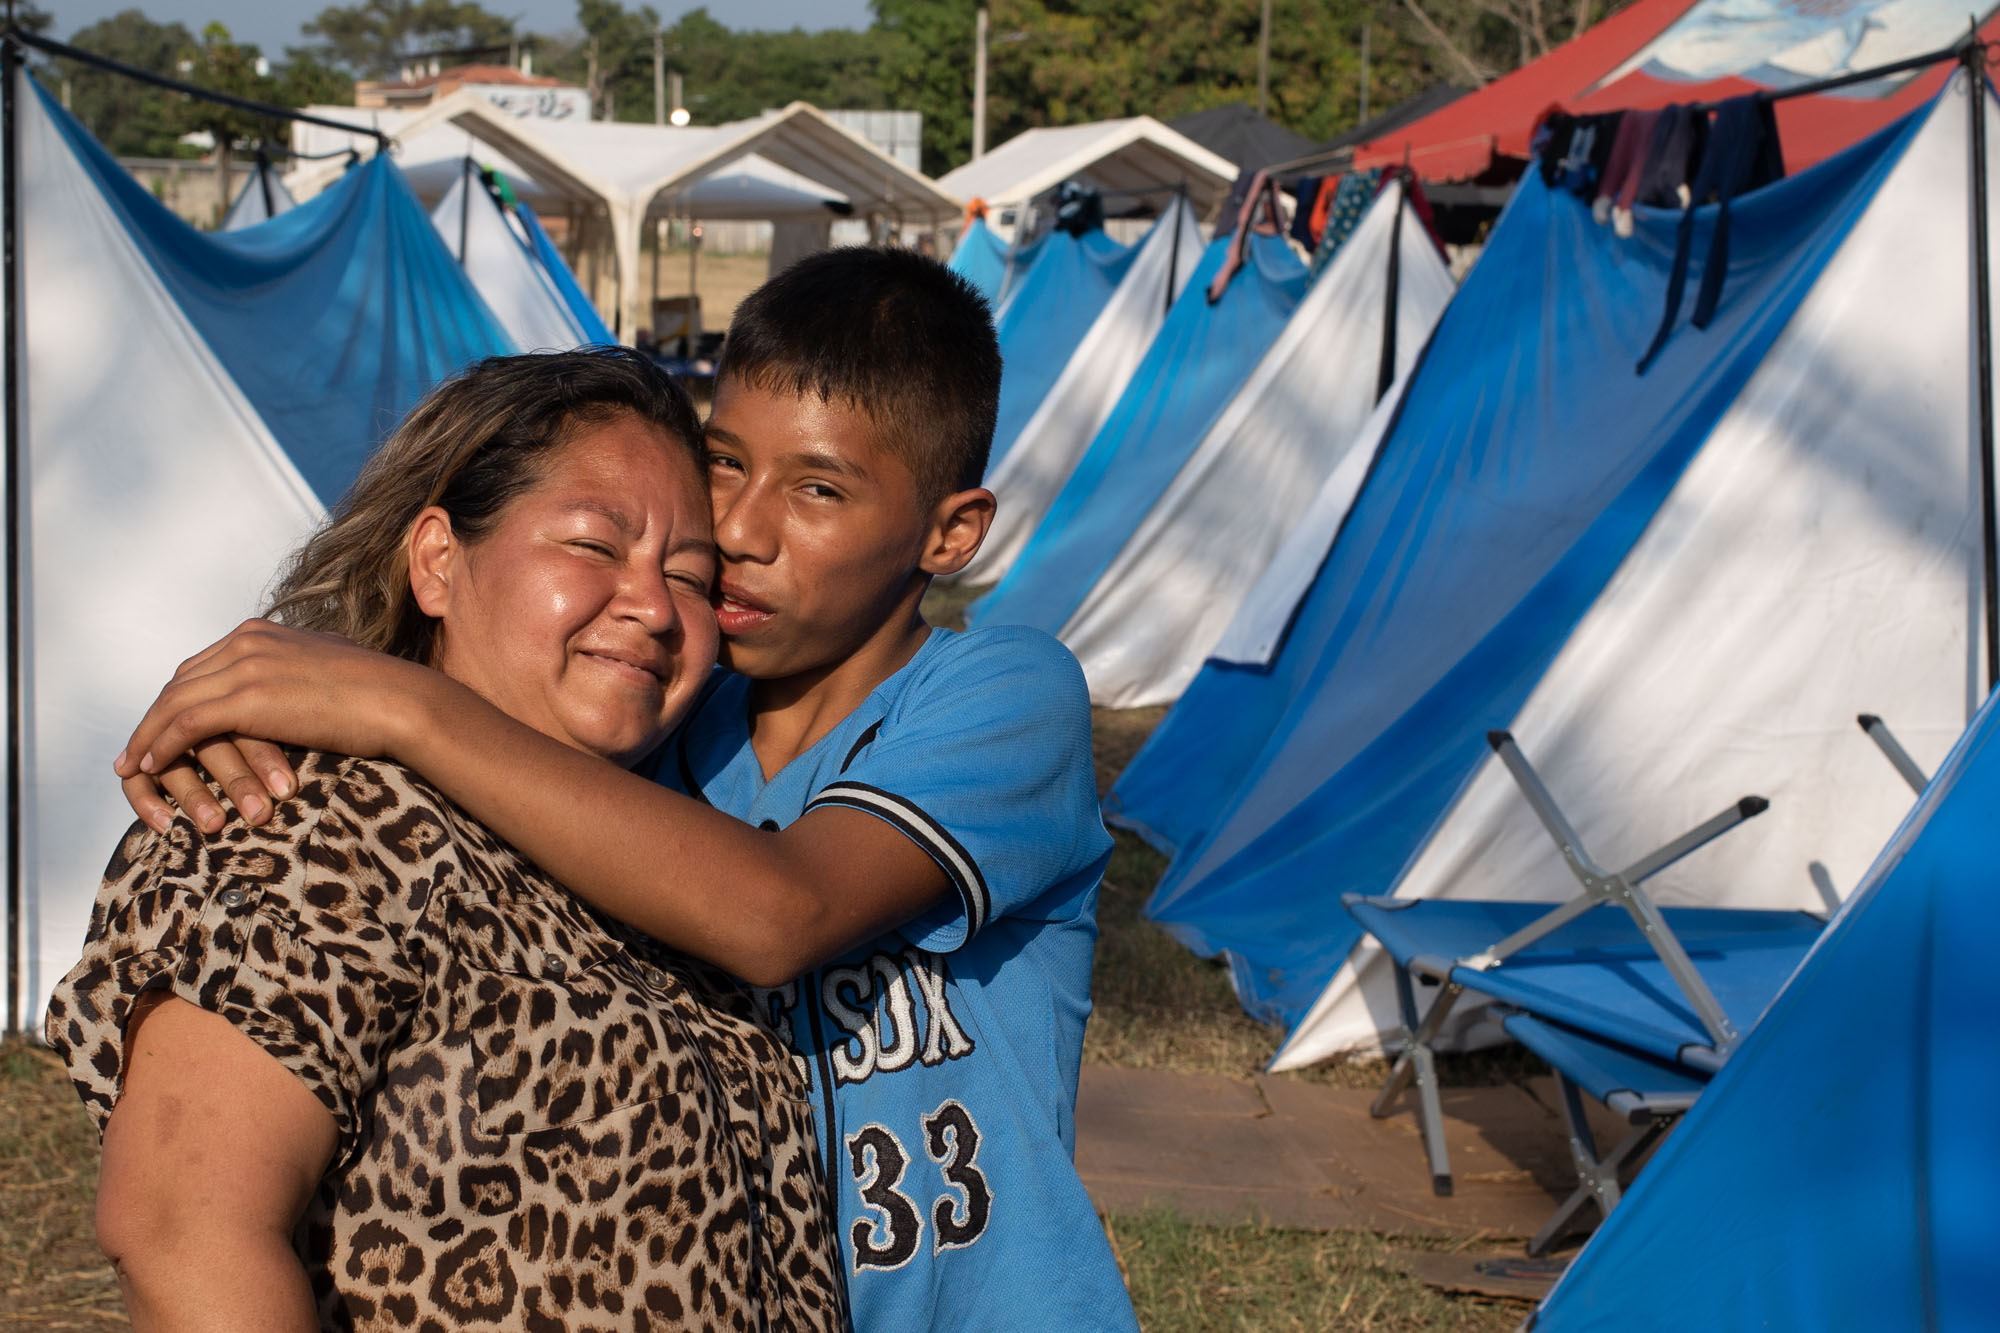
[702,379,941,681]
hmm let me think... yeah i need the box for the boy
[115,250,1140,1331]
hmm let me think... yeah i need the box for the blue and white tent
[968,193,1201,509]
[987,223,1139,470]
[0,72,513,1029]
[1526,681,2000,1332]
[432,160,612,354]
[967,230,1310,632]
[949,215,1010,308]
[1059,177,1457,707]
[1111,73,1998,1069]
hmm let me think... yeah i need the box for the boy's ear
[407,506,459,618]
[920,486,997,578]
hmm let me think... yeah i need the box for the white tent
[431,164,595,352]
[967,193,1203,582]
[1060,179,1456,707]
[939,117,1237,220]
[291,93,959,335]
[219,157,297,230]
[5,73,326,1030]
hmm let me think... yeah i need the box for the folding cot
[1344,719,1932,1247]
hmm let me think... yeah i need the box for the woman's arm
[113,623,950,985]
[96,994,336,1333]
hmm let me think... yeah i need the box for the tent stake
[2,37,22,1037]
[1969,43,1998,697]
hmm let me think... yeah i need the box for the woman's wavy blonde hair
[265,347,705,665]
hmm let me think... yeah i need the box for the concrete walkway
[1075,1064,1630,1242]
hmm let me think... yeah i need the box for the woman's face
[414,412,719,767]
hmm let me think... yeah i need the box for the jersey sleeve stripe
[806,782,991,934]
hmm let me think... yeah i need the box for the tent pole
[2,37,22,1037]
[256,147,274,219]
[457,155,472,265]
[1376,171,1408,402]
[1969,43,1999,697]
[1165,185,1185,317]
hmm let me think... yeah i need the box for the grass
[0,1041,120,1326]
[1107,1212,1522,1333]
[0,584,1537,1328]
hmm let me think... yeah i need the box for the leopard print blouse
[47,752,847,1332]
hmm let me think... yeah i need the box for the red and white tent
[1355,0,2000,181]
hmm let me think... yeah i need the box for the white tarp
[6,72,326,1030]
[1060,181,1456,707]
[431,166,588,353]
[966,194,1203,583]
[219,160,297,231]
[1270,75,2000,1069]
[938,117,1236,217]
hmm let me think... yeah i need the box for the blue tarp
[1528,689,2000,1332]
[950,216,1010,309]
[970,233,1309,633]
[1108,108,1922,1032]
[40,82,511,505]
[518,198,617,346]
[988,226,1136,470]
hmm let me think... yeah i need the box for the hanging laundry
[1638,96,1785,373]
[1309,172,1342,242]
[1309,167,1383,277]
[1637,105,1709,210]
[1594,109,1660,236]
[1206,168,1287,302]
[1290,176,1324,248]
[1537,115,1577,189]
[1213,166,1258,236]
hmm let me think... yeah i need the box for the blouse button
[642,965,670,989]
[542,957,568,980]
[218,889,248,908]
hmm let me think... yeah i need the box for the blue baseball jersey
[653,625,1137,1332]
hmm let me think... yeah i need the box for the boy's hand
[113,620,426,833]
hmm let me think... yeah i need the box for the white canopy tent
[938,116,1236,222]
[291,93,959,335]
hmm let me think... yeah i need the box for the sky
[60,1,876,56]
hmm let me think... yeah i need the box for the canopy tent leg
[2,38,20,1038]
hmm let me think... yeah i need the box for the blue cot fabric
[1104,107,1923,1035]
[1498,1012,1707,1106]
[969,233,1309,635]
[1348,897,1823,1063]
[38,82,511,505]
[949,217,1011,310]
[987,227,1136,471]
[1529,689,2000,1332]
[516,198,617,346]
[655,628,1136,1332]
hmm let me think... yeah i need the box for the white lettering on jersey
[819,948,977,1087]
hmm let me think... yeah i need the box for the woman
[46,349,846,1332]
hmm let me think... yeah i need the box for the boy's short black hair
[718,247,1001,507]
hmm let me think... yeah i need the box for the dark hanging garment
[1290,176,1324,247]
[1309,167,1384,277]
[1206,169,1286,302]
[1637,105,1709,209]
[1052,181,1106,236]
[1538,115,1577,189]
[1594,109,1660,233]
[1638,96,1786,374]
[1212,167,1257,236]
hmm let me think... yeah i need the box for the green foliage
[50,10,194,158]
[299,0,518,79]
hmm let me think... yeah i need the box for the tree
[53,9,199,158]
[179,23,287,207]
[298,0,517,79]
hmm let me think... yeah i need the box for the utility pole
[652,27,664,126]
[1359,20,1371,123]
[1257,0,1273,116]
[972,7,989,161]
